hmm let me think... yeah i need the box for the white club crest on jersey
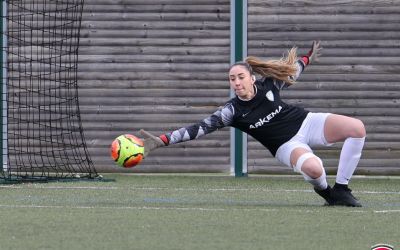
[266,90,274,102]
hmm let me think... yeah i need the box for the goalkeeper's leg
[290,147,334,205]
[324,114,366,207]
[276,142,333,205]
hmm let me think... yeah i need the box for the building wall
[78,0,400,174]
[78,0,232,173]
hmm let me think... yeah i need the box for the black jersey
[228,78,308,155]
[160,60,309,156]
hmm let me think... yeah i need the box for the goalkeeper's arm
[140,103,234,157]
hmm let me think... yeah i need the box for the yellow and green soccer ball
[110,134,144,168]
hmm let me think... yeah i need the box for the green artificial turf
[0,174,398,250]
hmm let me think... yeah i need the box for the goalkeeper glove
[139,129,166,158]
[302,40,322,65]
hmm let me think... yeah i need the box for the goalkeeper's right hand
[140,129,165,158]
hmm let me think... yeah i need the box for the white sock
[303,169,328,190]
[336,137,365,185]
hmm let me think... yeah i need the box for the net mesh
[1,0,97,180]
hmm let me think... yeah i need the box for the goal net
[1,0,98,181]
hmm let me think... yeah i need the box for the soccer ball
[110,134,144,168]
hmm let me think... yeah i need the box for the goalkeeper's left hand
[140,129,165,158]
[306,40,322,64]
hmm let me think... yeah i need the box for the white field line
[0,204,399,214]
[1,185,399,195]
[374,210,400,213]
[0,204,224,212]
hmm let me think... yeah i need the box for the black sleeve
[273,59,306,90]
[162,103,234,145]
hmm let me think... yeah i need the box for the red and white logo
[371,244,394,250]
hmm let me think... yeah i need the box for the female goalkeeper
[140,41,366,207]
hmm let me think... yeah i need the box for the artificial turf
[0,174,398,250]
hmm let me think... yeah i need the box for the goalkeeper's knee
[294,152,327,190]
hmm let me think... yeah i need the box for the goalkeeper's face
[229,65,255,100]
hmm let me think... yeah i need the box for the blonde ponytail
[245,47,298,84]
